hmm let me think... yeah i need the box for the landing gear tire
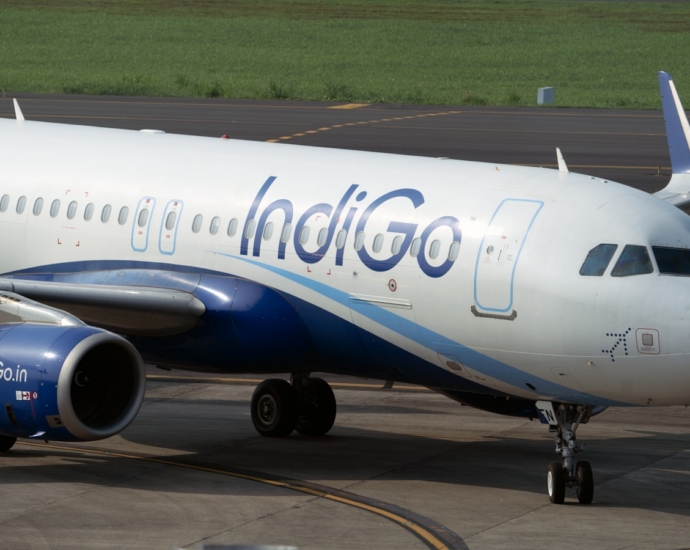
[251,379,297,437]
[576,461,594,504]
[0,435,17,453]
[295,377,337,436]
[548,462,566,504]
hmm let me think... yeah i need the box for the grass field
[1,1,689,108]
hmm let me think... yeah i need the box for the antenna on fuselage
[13,99,25,123]
[556,147,568,173]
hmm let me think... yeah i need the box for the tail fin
[654,71,690,206]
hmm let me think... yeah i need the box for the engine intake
[0,324,146,442]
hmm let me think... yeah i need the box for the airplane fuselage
[2,118,690,408]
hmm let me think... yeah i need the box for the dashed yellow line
[266,110,462,143]
[329,103,370,110]
[18,442,451,550]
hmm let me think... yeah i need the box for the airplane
[0,71,688,506]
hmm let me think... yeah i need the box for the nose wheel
[538,401,595,504]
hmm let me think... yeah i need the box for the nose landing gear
[538,401,594,504]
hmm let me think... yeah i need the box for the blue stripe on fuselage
[223,253,628,407]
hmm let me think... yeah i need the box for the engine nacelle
[0,323,146,442]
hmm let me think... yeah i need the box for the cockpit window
[652,246,690,276]
[580,244,618,276]
[611,245,654,277]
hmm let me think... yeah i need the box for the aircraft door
[159,200,184,255]
[131,197,156,252]
[473,199,543,318]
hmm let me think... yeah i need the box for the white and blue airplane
[0,72,689,505]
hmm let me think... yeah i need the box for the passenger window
[335,229,347,249]
[391,235,403,255]
[118,206,129,225]
[101,204,112,223]
[245,219,256,239]
[210,216,220,235]
[299,226,310,245]
[281,224,292,243]
[449,241,460,262]
[652,246,690,276]
[33,198,43,216]
[165,211,177,230]
[409,237,421,257]
[84,203,94,221]
[227,218,238,237]
[373,234,384,253]
[192,214,203,233]
[354,231,365,251]
[580,244,618,276]
[429,239,441,259]
[611,245,654,277]
[138,208,149,228]
[263,221,274,241]
[0,194,9,213]
[317,228,328,247]
[67,201,78,220]
[16,196,26,214]
[50,199,61,218]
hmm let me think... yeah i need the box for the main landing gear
[251,376,337,437]
[543,402,594,505]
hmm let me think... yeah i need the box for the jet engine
[0,319,146,443]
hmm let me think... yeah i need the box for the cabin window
[611,245,654,277]
[84,203,94,221]
[50,199,61,218]
[263,221,274,241]
[449,241,460,261]
[227,218,238,237]
[354,231,365,251]
[165,211,177,230]
[317,228,328,247]
[372,234,384,253]
[67,201,78,220]
[281,224,292,243]
[580,244,618,276]
[16,196,26,214]
[335,229,347,249]
[0,195,9,213]
[429,239,441,259]
[101,204,112,223]
[192,214,203,233]
[652,246,690,276]
[138,208,149,228]
[409,237,421,257]
[33,198,44,216]
[245,219,256,239]
[118,206,129,225]
[299,226,310,245]
[210,216,221,235]
[391,235,403,255]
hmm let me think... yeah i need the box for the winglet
[13,98,25,122]
[556,147,568,173]
[654,72,690,207]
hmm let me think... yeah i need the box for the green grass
[1,1,689,108]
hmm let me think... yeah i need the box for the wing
[0,274,205,337]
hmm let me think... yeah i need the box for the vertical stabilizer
[659,71,690,174]
[13,99,25,123]
[654,72,690,206]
